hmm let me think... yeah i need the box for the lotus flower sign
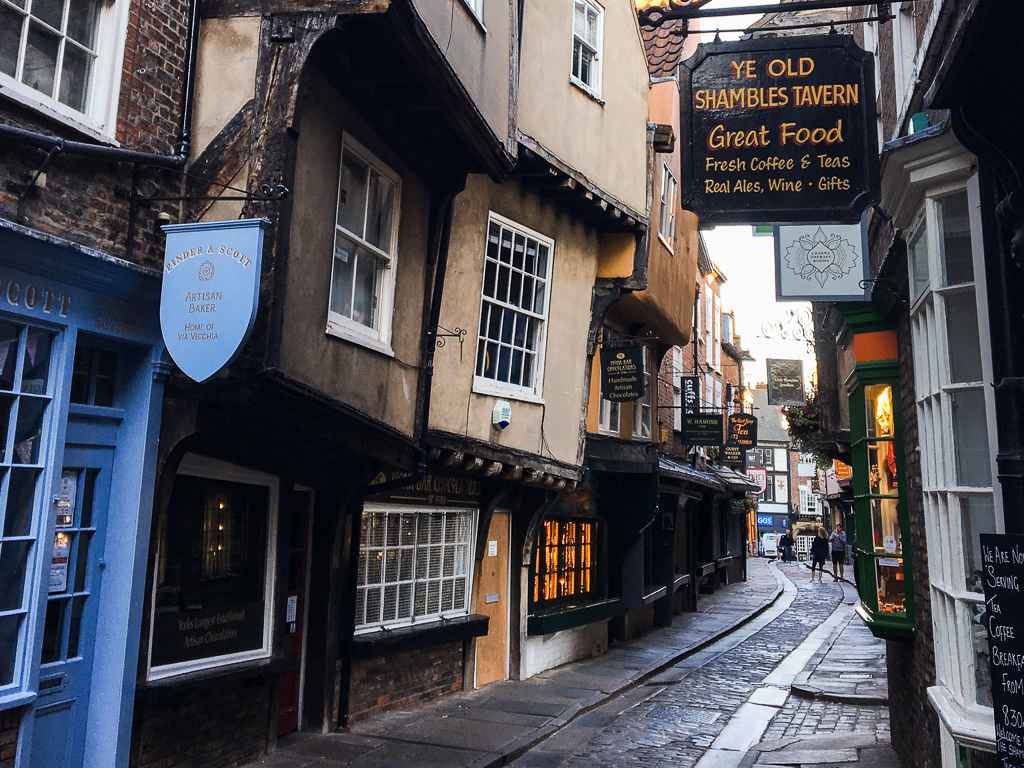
[774,219,869,302]
[160,219,269,382]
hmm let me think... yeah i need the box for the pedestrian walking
[829,525,848,582]
[810,526,830,583]
[779,531,794,563]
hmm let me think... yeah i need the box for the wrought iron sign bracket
[428,325,468,361]
[136,181,290,204]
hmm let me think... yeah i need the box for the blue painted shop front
[0,220,165,768]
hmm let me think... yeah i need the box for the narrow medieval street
[242,560,895,768]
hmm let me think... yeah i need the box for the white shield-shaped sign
[160,219,268,382]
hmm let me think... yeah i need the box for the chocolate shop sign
[680,34,879,224]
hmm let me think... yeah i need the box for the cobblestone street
[511,562,893,768]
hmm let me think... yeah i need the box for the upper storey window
[0,0,125,137]
[571,0,602,97]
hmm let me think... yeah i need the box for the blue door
[30,415,114,768]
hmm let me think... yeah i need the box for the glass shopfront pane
[870,498,901,554]
[952,388,991,487]
[875,557,906,615]
[938,191,973,287]
[970,600,992,707]
[151,473,271,670]
[944,289,982,384]
[867,441,899,495]
[962,495,995,594]
[865,384,895,439]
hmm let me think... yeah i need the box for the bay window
[474,214,552,400]
[0,0,128,137]
[355,505,476,632]
[908,179,1002,726]
[327,134,401,354]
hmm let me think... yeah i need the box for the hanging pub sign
[747,467,768,495]
[600,346,645,402]
[160,219,269,382]
[682,412,723,447]
[679,34,879,224]
[728,413,758,449]
[766,358,806,406]
[979,533,1024,767]
[681,375,701,415]
[775,217,870,301]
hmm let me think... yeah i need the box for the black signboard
[980,533,1024,767]
[679,34,879,224]
[601,346,645,402]
[766,359,805,406]
[682,413,723,447]
[152,602,266,668]
[722,443,745,468]
[728,413,758,448]
[681,375,700,415]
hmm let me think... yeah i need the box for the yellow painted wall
[428,175,599,468]
[518,0,650,215]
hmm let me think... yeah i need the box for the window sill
[325,322,395,358]
[351,614,489,657]
[527,598,623,636]
[569,78,606,106]
[472,377,544,405]
[671,573,691,593]
[927,685,995,752]
[141,655,281,691]
[641,585,668,605]
[0,80,115,144]
[0,689,36,712]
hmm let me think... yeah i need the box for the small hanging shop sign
[766,358,805,406]
[600,346,645,402]
[679,34,879,224]
[681,375,701,415]
[722,443,745,468]
[682,412,723,446]
[160,219,269,382]
[979,533,1024,767]
[728,413,758,449]
[775,218,870,301]
[747,468,768,495]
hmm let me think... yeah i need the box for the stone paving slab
[245,558,784,768]
[789,582,888,705]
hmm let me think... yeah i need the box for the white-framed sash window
[0,0,129,138]
[633,347,652,439]
[474,213,553,402]
[327,133,401,356]
[571,0,602,97]
[907,177,1002,740]
[355,505,476,633]
[147,455,279,681]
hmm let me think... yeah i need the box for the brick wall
[347,641,465,722]
[132,674,273,768]
[0,708,22,768]
[0,0,190,271]
[886,301,941,768]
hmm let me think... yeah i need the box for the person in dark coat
[779,530,794,563]
[810,526,830,583]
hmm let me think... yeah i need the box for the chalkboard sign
[682,413,723,446]
[679,34,879,224]
[981,533,1024,767]
[681,375,701,415]
[767,358,805,406]
[600,346,645,402]
[728,413,758,448]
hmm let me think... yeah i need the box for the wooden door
[277,490,311,736]
[473,510,510,688]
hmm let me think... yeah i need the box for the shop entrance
[277,489,313,736]
[30,413,117,768]
[473,509,510,688]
